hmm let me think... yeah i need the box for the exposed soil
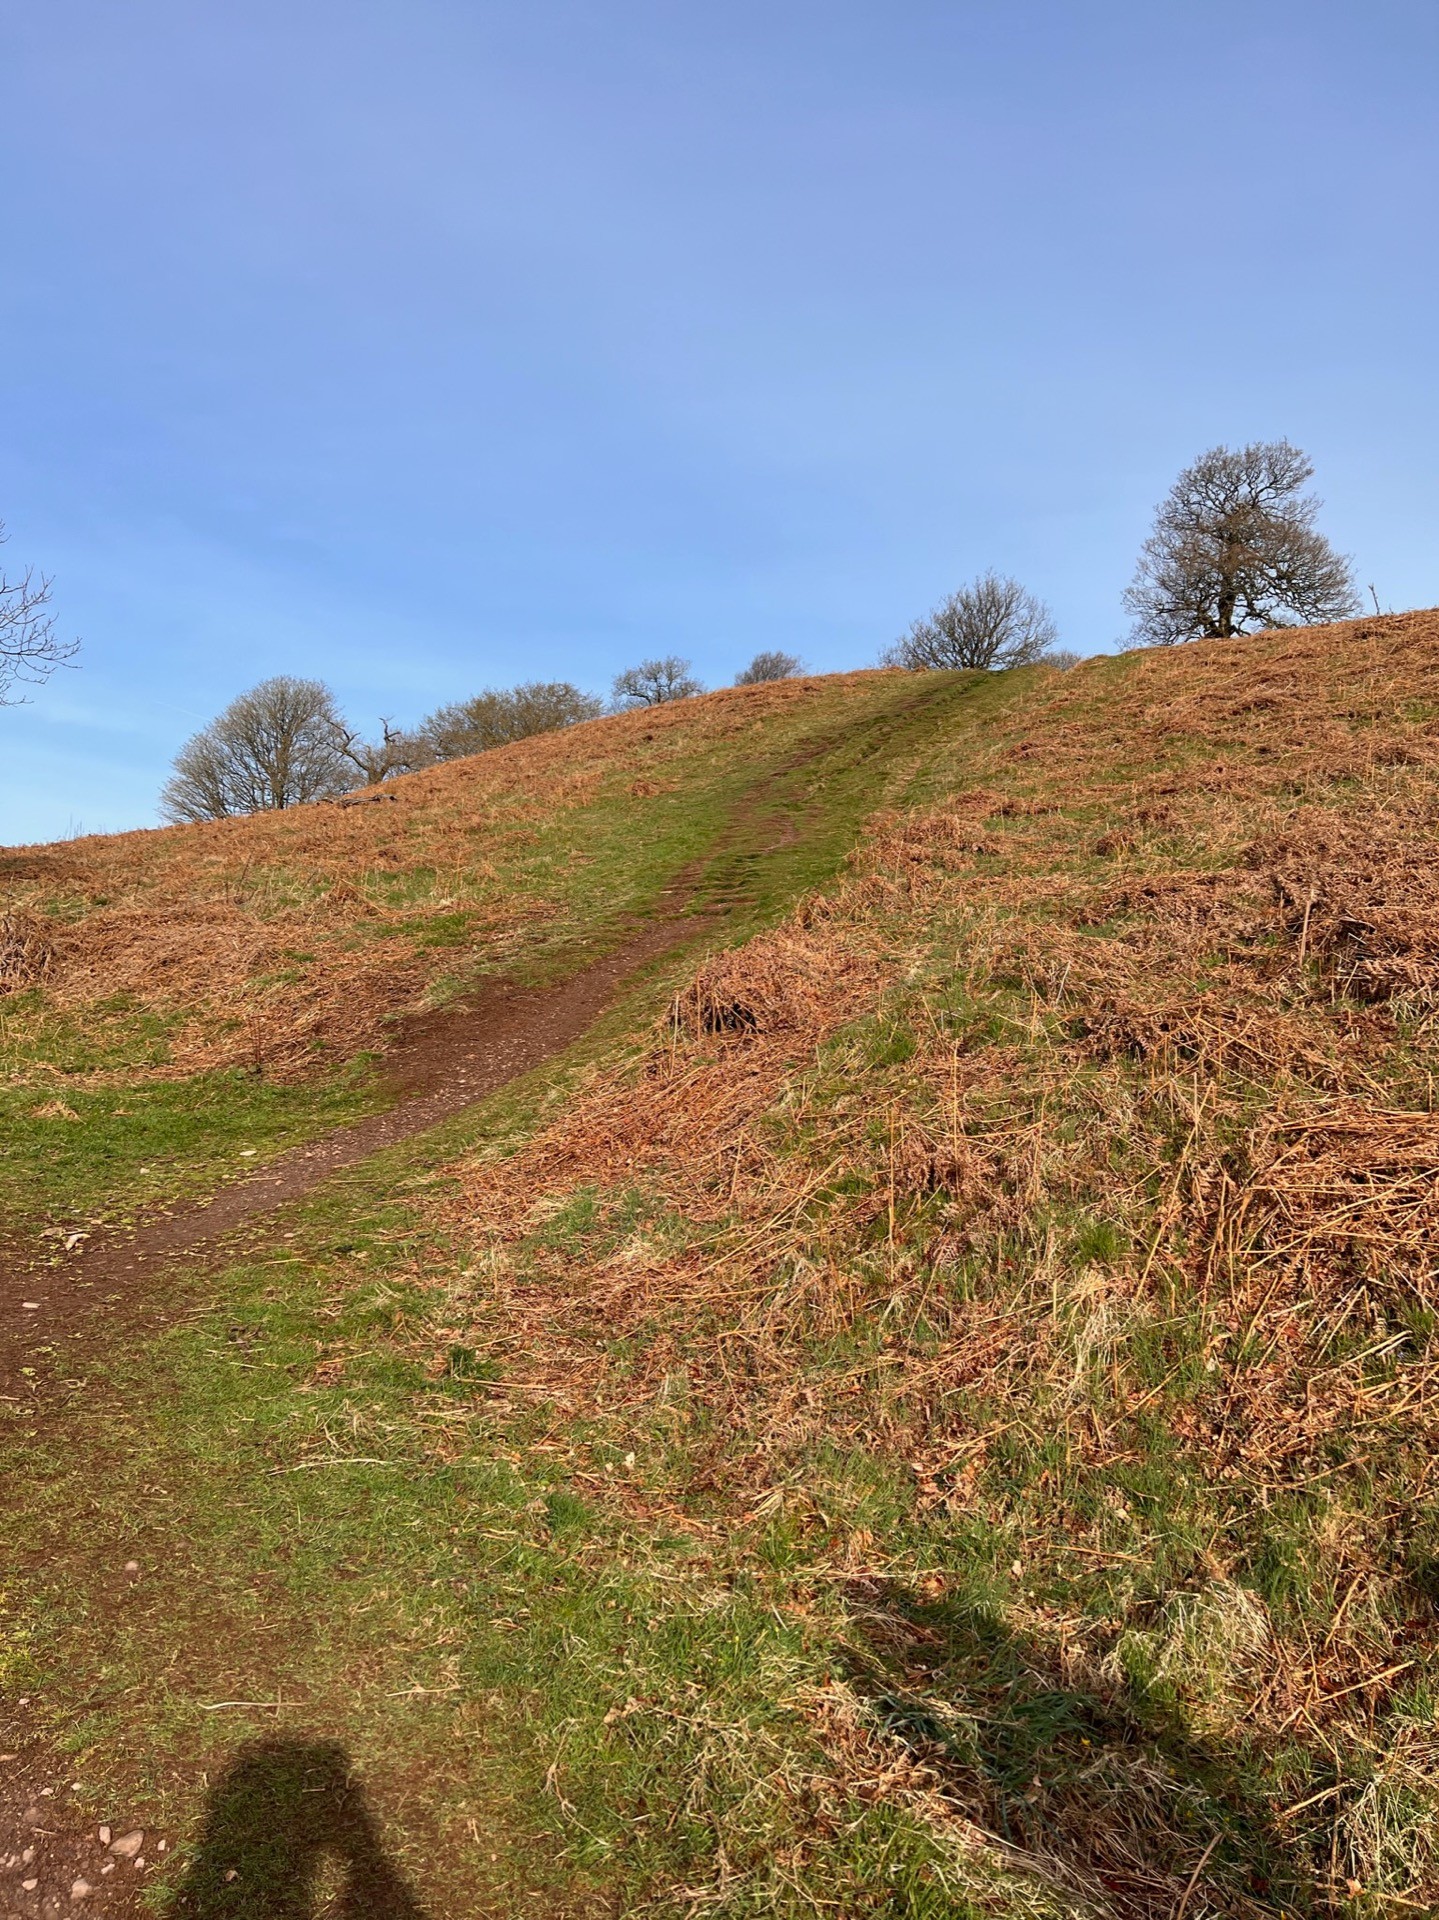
[0,1739,178,1920]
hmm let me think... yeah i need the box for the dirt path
[0,886,707,1395]
[1,680,944,1392]
[0,805,761,1920]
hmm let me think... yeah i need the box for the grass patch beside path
[0,1055,383,1242]
[3,1036,1017,1920]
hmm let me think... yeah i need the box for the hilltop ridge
[2,669,929,1078]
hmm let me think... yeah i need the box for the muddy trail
[0,681,950,1395]
[0,883,702,1395]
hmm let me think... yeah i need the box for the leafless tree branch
[882,573,1058,672]
[611,657,704,707]
[160,677,358,821]
[412,682,603,762]
[0,521,79,705]
[735,650,804,685]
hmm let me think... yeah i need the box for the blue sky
[2,0,1436,844]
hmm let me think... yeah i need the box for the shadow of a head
[165,1740,429,1919]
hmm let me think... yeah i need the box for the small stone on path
[97,1827,110,1845]
[109,1831,143,1859]
[71,1878,92,1900]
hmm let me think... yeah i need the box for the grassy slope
[8,618,1439,1919]
[3,665,980,1914]
[0,669,942,1241]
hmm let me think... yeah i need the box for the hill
[4,615,1439,1919]
[0,667,961,1239]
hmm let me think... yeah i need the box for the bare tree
[735,650,804,685]
[333,717,426,785]
[882,572,1057,672]
[1,521,79,705]
[160,677,356,822]
[611,656,703,707]
[1124,440,1360,646]
[412,681,602,763]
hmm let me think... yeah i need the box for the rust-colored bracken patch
[430,610,1439,1913]
[0,909,53,992]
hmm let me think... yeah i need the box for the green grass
[0,1054,383,1238]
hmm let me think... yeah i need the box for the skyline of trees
[44,434,1389,821]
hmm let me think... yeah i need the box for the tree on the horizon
[611,656,703,707]
[0,521,78,706]
[883,573,1057,672]
[160,677,356,821]
[1124,440,1360,645]
[410,681,602,763]
[735,650,804,685]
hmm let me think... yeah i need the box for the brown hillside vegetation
[419,612,1439,1914]
[0,671,910,1080]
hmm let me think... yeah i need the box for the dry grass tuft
[0,910,53,992]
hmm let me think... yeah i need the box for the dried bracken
[433,610,1439,1912]
[0,910,53,992]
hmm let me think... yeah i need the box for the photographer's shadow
[166,1739,429,1919]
